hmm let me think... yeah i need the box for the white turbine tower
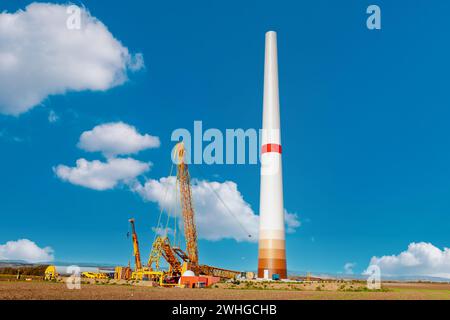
[258,31,287,280]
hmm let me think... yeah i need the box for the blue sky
[1,0,450,277]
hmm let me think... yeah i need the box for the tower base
[257,259,287,279]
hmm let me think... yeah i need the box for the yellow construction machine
[127,218,169,285]
[147,143,240,280]
[81,272,109,279]
[122,142,240,286]
[44,265,58,281]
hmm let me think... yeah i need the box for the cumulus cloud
[0,239,54,263]
[78,122,160,157]
[285,210,301,233]
[131,177,301,242]
[0,3,144,115]
[132,177,258,242]
[54,157,150,191]
[365,242,450,279]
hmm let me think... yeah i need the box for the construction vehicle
[125,218,171,285]
[176,142,240,279]
[129,218,142,272]
[119,142,240,287]
[45,265,111,281]
[114,266,132,280]
[81,272,109,279]
[149,236,183,277]
[148,142,240,282]
[176,142,199,271]
[44,265,58,281]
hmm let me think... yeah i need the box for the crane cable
[163,177,178,240]
[152,161,175,245]
[191,164,253,239]
[173,178,180,247]
[152,147,253,247]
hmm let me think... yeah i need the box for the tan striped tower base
[258,230,287,279]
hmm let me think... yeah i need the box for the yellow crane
[128,218,165,284]
[150,142,240,279]
[129,218,142,271]
[175,142,199,271]
[148,235,182,276]
[126,142,240,285]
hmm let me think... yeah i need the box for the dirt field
[1,280,450,300]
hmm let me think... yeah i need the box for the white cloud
[0,3,144,116]
[131,177,301,242]
[132,177,258,242]
[54,157,150,191]
[285,210,301,233]
[78,122,160,157]
[344,262,355,274]
[0,239,54,263]
[365,242,450,279]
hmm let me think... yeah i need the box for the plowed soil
[1,280,450,300]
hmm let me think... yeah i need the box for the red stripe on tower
[262,143,282,154]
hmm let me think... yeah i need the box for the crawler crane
[149,143,240,280]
